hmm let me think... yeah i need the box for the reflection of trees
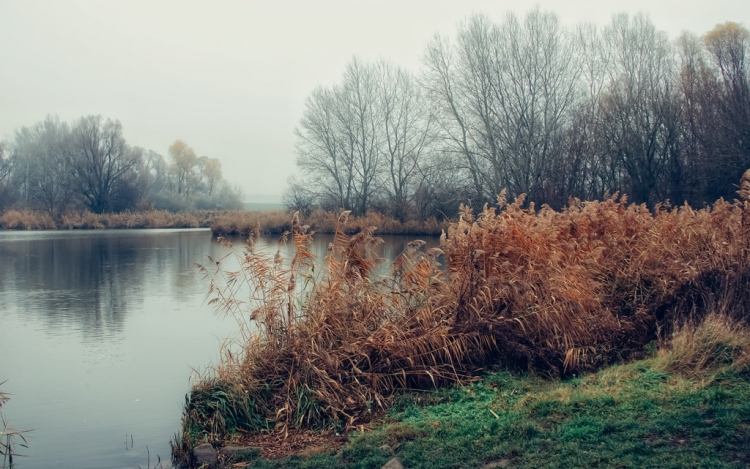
[0,230,444,344]
[170,231,220,304]
[0,231,215,342]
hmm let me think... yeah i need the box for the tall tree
[295,59,383,215]
[70,116,142,213]
[377,61,433,221]
[12,116,76,216]
[597,14,681,205]
[423,9,581,206]
[698,22,750,201]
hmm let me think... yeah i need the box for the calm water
[0,229,438,469]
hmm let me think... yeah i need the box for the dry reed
[181,171,750,445]
[209,209,447,237]
[0,209,221,230]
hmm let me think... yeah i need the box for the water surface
[0,229,438,468]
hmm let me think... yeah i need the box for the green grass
[229,357,750,468]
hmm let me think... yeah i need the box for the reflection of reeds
[176,172,750,460]
[0,382,28,469]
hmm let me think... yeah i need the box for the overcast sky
[1,1,748,201]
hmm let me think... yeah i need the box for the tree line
[0,115,242,215]
[287,11,750,220]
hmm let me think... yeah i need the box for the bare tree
[0,140,18,210]
[596,14,681,205]
[0,140,11,184]
[338,58,382,215]
[138,149,168,200]
[202,157,222,196]
[283,175,316,216]
[70,116,142,213]
[295,86,355,210]
[377,61,433,221]
[423,29,491,205]
[168,140,199,198]
[12,116,76,216]
[697,22,750,201]
[423,9,581,206]
[294,59,383,215]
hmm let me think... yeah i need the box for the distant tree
[138,149,168,199]
[202,157,222,196]
[0,140,11,184]
[0,140,17,211]
[168,140,198,197]
[69,115,142,213]
[295,86,353,211]
[283,175,316,216]
[12,116,77,216]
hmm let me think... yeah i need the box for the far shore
[0,209,449,237]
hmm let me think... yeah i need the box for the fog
[1,0,747,200]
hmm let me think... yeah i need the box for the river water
[0,229,438,469]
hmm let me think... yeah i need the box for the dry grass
[210,209,447,236]
[0,210,56,230]
[178,171,750,454]
[654,313,750,381]
[0,209,222,230]
[58,210,205,229]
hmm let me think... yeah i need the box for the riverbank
[0,209,448,236]
[174,172,750,468]
[182,347,750,468]
[209,209,448,236]
[0,209,216,230]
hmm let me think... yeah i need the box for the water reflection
[0,230,220,342]
[0,228,439,469]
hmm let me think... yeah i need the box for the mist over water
[0,229,438,468]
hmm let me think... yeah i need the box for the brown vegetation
[181,171,750,448]
[209,209,448,237]
[0,209,222,230]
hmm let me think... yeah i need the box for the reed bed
[209,209,447,237]
[0,209,222,230]
[0,210,56,230]
[177,171,750,457]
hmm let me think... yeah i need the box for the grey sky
[1,1,748,200]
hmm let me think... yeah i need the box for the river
[0,228,438,469]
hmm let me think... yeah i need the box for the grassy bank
[209,209,448,236]
[201,345,750,468]
[174,172,750,467]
